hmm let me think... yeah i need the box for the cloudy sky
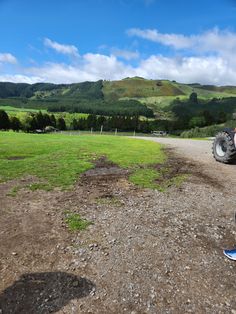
[0,0,236,85]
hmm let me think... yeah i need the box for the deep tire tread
[212,131,236,164]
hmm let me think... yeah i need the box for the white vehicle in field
[152,131,167,137]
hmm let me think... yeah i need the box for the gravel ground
[0,138,236,314]
[136,137,236,184]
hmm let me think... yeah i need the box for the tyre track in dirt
[136,137,236,185]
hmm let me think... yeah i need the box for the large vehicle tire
[212,131,236,163]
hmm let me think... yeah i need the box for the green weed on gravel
[129,168,187,191]
[7,185,21,197]
[65,213,93,231]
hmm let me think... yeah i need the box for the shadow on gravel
[0,271,95,314]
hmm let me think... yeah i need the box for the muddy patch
[1,176,46,200]
[6,156,27,160]
[154,149,224,189]
[93,156,117,168]
[82,156,129,183]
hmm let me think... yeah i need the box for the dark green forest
[0,81,153,117]
[161,93,236,131]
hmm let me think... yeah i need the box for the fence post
[100,125,103,135]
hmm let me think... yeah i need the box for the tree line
[70,115,152,132]
[48,99,154,118]
[0,110,154,133]
[0,110,66,132]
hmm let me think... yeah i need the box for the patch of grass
[129,167,187,191]
[129,168,160,189]
[65,213,93,231]
[0,105,46,114]
[161,174,188,191]
[28,183,52,191]
[0,132,166,190]
[96,196,122,206]
[7,185,21,197]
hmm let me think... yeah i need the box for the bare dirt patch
[6,156,27,160]
[0,152,236,313]
[82,156,129,183]
[154,148,225,190]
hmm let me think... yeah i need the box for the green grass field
[0,105,47,114]
[0,132,167,190]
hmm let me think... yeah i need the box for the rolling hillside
[1,78,236,116]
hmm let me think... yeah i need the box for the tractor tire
[212,131,236,164]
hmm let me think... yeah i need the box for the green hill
[103,77,185,101]
[1,78,236,117]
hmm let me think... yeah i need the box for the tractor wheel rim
[216,139,227,157]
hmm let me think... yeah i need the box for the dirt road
[0,138,236,313]
[136,137,236,184]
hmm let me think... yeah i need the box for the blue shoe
[223,249,236,261]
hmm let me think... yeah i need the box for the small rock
[12,252,17,256]
[72,280,79,287]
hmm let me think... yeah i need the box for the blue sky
[0,0,236,84]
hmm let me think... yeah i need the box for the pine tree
[57,117,66,130]
[0,110,10,130]
[10,116,21,131]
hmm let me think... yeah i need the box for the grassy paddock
[0,105,47,114]
[0,132,166,190]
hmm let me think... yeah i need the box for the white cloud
[127,27,236,57]
[126,28,236,84]
[27,54,136,83]
[23,53,236,86]
[127,28,193,49]
[44,38,79,57]
[137,55,236,85]
[0,53,17,64]
[111,48,140,60]
[0,74,41,84]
